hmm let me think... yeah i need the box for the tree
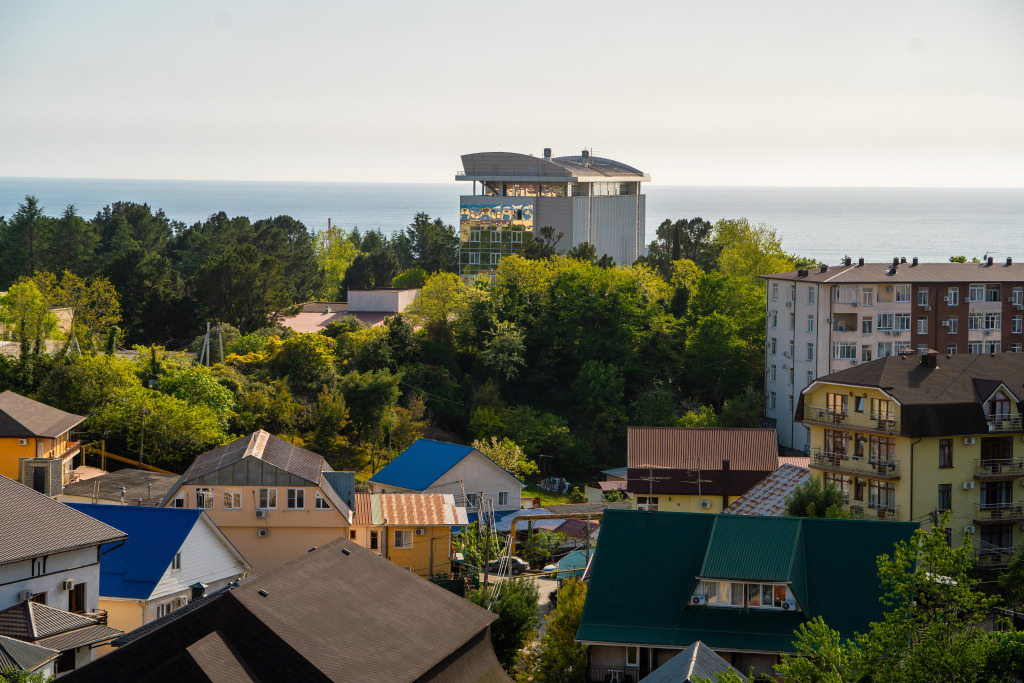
[311,385,350,461]
[784,477,848,518]
[391,267,427,289]
[157,365,236,428]
[566,242,597,263]
[453,521,500,570]
[519,578,588,682]
[472,436,538,479]
[404,272,469,329]
[315,224,360,299]
[196,244,292,332]
[639,217,720,277]
[338,369,401,471]
[715,218,795,286]
[340,249,400,292]
[683,313,754,407]
[567,487,586,504]
[32,270,121,350]
[466,578,539,672]
[406,212,459,273]
[522,226,564,260]
[0,281,58,387]
[480,320,526,381]
[41,204,100,274]
[0,196,51,286]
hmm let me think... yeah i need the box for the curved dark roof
[551,154,645,176]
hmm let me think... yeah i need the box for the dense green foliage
[467,578,540,672]
[518,578,588,682]
[784,477,849,518]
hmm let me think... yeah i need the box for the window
[826,393,848,418]
[869,480,896,512]
[877,341,893,358]
[771,283,778,301]
[769,392,776,410]
[948,316,958,334]
[157,602,174,618]
[789,368,794,386]
[807,315,815,334]
[832,342,856,359]
[223,490,241,510]
[466,493,479,508]
[862,288,874,307]
[968,341,983,354]
[790,284,796,301]
[877,313,894,330]
[939,439,952,468]
[769,365,777,382]
[917,288,929,306]
[469,230,481,242]
[1013,288,1024,306]
[789,313,795,331]
[490,230,501,242]
[833,285,858,303]
[808,287,815,305]
[369,530,379,550]
[789,341,794,358]
[807,371,814,386]
[947,344,957,355]
[195,487,214,509]
[969,313,982,330]
[986,285,1001,302]
[894,340,910,353]
[917,318,928,334]
[698,581,794,610]
[510,231,523,244]
[70,582,86,614]
[807,343,814,361]
[968,284,984,301]
[871,399,893,421]
[286,489,305,509]
[861,345,872,362]
[626,647,639,667]
[394,530,413,549]
[987,340,1001,354]
[636,496,660,511]
[171,552,181,571]
[769,308,777,329]
[1013,344,1023,353]
[498,491,510,506]
[825,473,851,503]
[259,488,277,509]
[895,284,911,302]
[171,495,185,508]
[938,484,952,512]
[770,337,777,354]
[853,477,865,501]
[861,318,872,334]
[1014,316,1023,334]
[315,492,330,509]
[946,287,958,306]
[985,312,1001,331]
[468,252,481,265]
[490,253,502,265]
[917,344,928,354]
[894,314,911,331]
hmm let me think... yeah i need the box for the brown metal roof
[723,464,811,517]
[763,260,1024,284]
[627,427,779,471]
[0,391,85,438]
[0,602,121,652]
[353,493,468,526]
[176,431,328,484]
[0,476,128,565]
[35,624,122,651]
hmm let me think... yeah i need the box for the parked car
[487,556,529,575]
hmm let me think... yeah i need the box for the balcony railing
[987,415,1023,432]
[977,547,1019,567]
[587,664,649,683]
[849,504,901,521]
[974,459,1024,479]
[809,449,900,479]
[802,406,900,434]
[974,502,1024,522]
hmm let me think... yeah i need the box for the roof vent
[543,147,552,159]
[820,264,828,273]
[912,257,918,266]
[988,257,994,266]
[258,589,269,597]
[581,149,590,159]
[893,257,899,267]
[901,257,907,264]
[858,257,864,266]
[1007,257,1013,266]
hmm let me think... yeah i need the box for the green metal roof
[577,509,918,653]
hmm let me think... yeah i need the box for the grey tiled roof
[0,602,121,652]
[641,640,747,682]
[175,430,328,486]
[0,391,85,438]
[0,635,59,673]
[35,623,122,651]
[61,469,179,505]
[0,476,127,565]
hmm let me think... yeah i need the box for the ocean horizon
[2,177,1022,265]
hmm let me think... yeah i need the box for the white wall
[0,546,101,612]
[427,450,523,513]
[149,516,248,602]
[347,289,419,313]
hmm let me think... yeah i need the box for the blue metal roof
[66,504,203,600]
[368,439,476,491]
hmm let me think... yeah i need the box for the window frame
[314,491,331,509]
[223,490,241,510]
[286,488,305,510]
[895,284,911,302]
[498,491,510,506]
[195,487,214,510]
[394,529,414,549]
[258,488,277,510]
[939,438,953,468]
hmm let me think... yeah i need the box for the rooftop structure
[59,469,179,507]
[61,537,511,682]
[723,464,810,517]
[762,258,1024,451]
[456,149,649,278]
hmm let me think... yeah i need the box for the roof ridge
[685,642,698,680]
[26,601,37,639]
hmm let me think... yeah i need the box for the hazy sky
[1,0,1022,186]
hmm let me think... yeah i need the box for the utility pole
[482,495,491,590]
[585,514,591,565]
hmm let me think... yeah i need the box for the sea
[1,177,1021,265]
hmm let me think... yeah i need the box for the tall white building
[763,257,1024,451]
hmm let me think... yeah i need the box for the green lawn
[521,483,571,507]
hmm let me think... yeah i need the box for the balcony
[974,459,1024,480]
[849,504,902,521]
[587,665,648,683]
[810,449,900,480]
[802,406,900,435]
[986,416,1023,432]
[977,547,1019,568]
[974,502,1024,523]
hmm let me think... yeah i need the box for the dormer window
[693,580,799,611]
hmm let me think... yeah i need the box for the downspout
[909,437,921,522]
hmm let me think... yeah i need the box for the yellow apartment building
[799,349,1024,564]
[0,391,85,494]
[350,493,468,578]
[160,430,353,574]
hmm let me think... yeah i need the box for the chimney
[844,257,852,266]
[893,257,899,267]
[820,264,828,273]
[581,149,589,159]
[1007,257,1013,266]
[858,257,864,266]
[901,257,907,264]
[912,257,918,266]
[920,349,939,369]
[988,257,994,266]
[543,147,552,160]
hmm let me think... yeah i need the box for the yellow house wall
[350,524,451,578]
[0,433,73,481]
[96,598,144,657]
[805,381,1023,551]
[648,493,740,514]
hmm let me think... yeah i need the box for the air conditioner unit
[18,438,27,446]
[963,481,975,490]
[60,580,74,591]
[894,331,902,336]
[885,331,892,335]
[783,352,790,358]
[925,305,931,311]
[963,526,976,534]
[414,528,425,536]
[850,359,858,364]
[700,500,711,509]
[943,296,949,302]
[255,509,267,518]
[257,528,268,537]
[941,321,950,327]
[984,330,992,336]
[852,301,860,307]
[177,597,189,607]
[964,437,976,445]
[18,590,32,602]
[781,601,798,611]
[690,595,706,606]
[826,318,835,323]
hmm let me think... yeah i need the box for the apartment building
[456,149,649,279]
[763,257,1024,451]
[798,350,1024,564]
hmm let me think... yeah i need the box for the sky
[1,0,1022,187]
